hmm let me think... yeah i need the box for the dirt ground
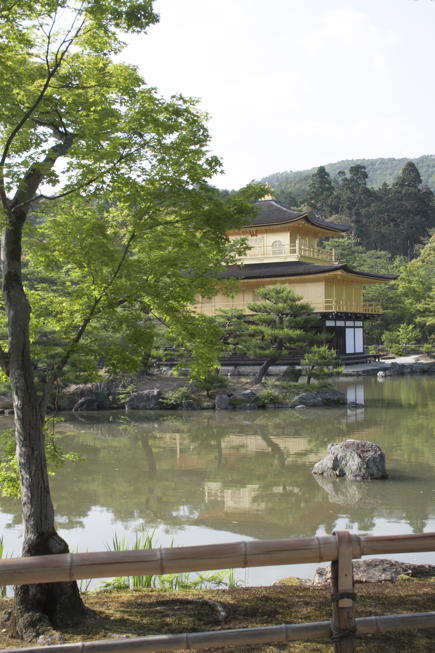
[1,580,435,652]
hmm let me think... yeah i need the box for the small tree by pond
[301,345,343,384]
[382,324,420,356]
[218,286,324,384]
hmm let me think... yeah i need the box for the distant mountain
[262,155,435,204]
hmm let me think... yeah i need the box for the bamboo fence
[0,530,434,652]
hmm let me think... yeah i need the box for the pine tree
[335,165,372,240]
[392,162,435,259]
[304,166,335,218]
[218,286,324,383]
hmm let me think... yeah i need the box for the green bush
[161,387,192,407]
[382,324,420,356]
[190,370,228,397]
[257,389,284,406]
[301,345,342,384]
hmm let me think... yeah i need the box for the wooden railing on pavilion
[238,243,336,264]
[1,531,434,653]
[193,299,383,316]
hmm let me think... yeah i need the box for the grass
[99,530,240,592]
[1,579,435,651]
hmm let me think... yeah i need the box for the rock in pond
[289,388,345,408]
[312,439,387,480]
[215,393,230,410]
[181,399,199,410]
[229,390,260,408]
[125,389,162,410]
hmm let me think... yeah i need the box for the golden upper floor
[228,199,349,265]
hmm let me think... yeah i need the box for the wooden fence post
[330,531,358,652]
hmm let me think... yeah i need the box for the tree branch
[0,13,84,210]
[11,129,74,215]
[40,231,137,412]
[13,148,140,211]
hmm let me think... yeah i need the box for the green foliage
[190,369,229,397]
[262,155,435,201]
[104,530,157,589]
[0,421,82,498]
[301,345,342,384]
[265,159,435,259]
[323,237,407,274]
[218,286,325,383]
[382,324,420,356]
[0,0,267,392]
[304,166,335,218]
[100,531,239,591]
[257,388,284,405]
[161,386,192,407]
[323,233,435,347]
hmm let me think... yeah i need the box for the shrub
[161,387,192,408]
[382,324,420,356]
[190,370,229,397]
[301,346,342,384]
[257,389,284,406]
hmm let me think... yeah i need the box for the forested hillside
[263,155,435,204]
[270,160,435,349]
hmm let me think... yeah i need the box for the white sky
[122,0,435,189]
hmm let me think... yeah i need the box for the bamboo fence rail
[0,530,434,652]
[0,531,434,587]
[2,613,435,653]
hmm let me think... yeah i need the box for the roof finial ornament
[260,183,275,201]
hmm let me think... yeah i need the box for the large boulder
[229,390,260,409]
[313,559,435,585]
[289,388,345,408]
[280,366,301,382]
[289,392,323,408]
[125,389,162,410]
[57,381,122,411]
[215,394,230,410]
[181,399,200,410]
[312,439,387,480]
[72,396,99,412]
[316,387,346,405]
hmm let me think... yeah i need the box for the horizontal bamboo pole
[2,612,435,653]
[0,532,433,587]
[362,532,435,556]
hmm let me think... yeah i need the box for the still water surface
[0,376,434,585]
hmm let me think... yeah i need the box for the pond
[0,375,434,586]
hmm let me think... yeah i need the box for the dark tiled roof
[246,200,350,233]
[221,261,398,281]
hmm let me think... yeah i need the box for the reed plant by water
[100,530,240,591]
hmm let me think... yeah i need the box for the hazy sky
[123,0,435,189]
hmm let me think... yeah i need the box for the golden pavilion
[195,199,397,357]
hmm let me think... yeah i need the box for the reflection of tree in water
[50,394,435,538]
[1,379,433,539]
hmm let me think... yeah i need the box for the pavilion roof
[221,260,398,281]
[243,199,350,233]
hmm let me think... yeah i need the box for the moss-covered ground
[1,579,435,651]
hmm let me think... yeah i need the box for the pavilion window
[271,240,285,255]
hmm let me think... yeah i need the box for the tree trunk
[253,358,275,384]
[1,220,86,641]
